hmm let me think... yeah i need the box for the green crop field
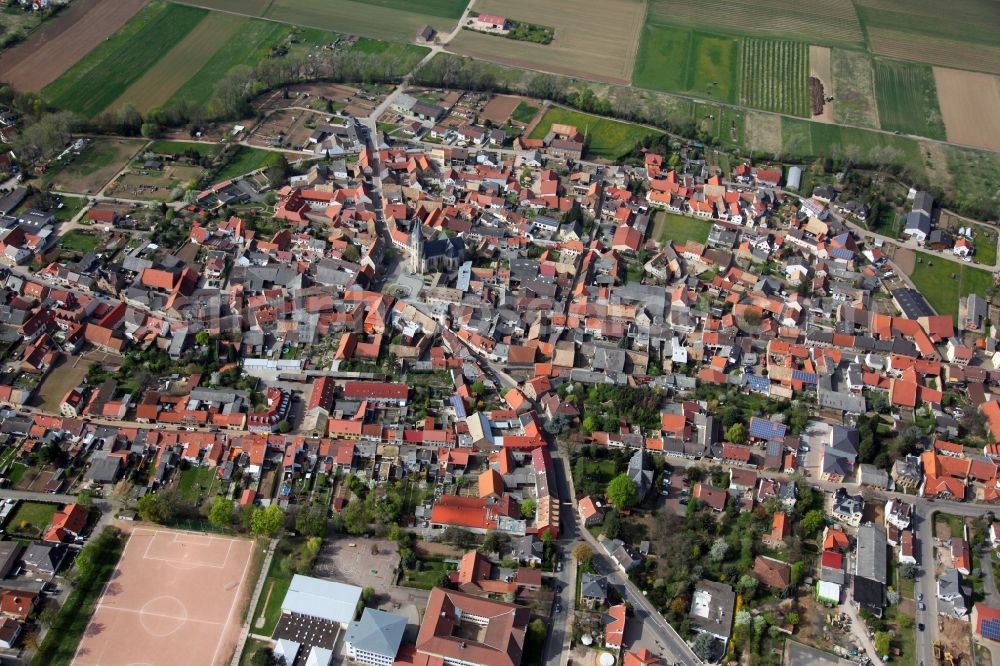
[739,38,808,116]
[43,2,208,117]
[262,0,461,43]
[167,19,291,109]
[633,24,691,93]
[646,0,864,47]
[529,107,660,161]
[632,26,738,103]
[908,252,993,319]
[348,0,467,19]
[873,59,945,140]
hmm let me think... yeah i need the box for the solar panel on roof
[749,417,787,440]
[791,370,817,383]
[982,618,1000,640]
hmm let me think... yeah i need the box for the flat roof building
[280,575,362,627]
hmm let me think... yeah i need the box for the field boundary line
[92,605,226,625]
[214,537,257,666]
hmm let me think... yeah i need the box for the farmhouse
[474,14,510,32]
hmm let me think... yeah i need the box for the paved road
[551,447,701,665]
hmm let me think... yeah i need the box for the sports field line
[70,529,141,665]
[211,535,255,666]
[90,604,226,626]
[140,532,236,568]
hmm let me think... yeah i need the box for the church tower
[409,220,424,274]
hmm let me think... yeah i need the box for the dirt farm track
[0,0,149,92]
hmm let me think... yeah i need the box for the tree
[296,503,328,537]
[606,473,639,511]
[38,606,59,629]
[581,414,597,435]
[899,563,919,580]
[800,509,825,536]
[251,504,284,536]
[874,631,890,656]
[527,619,547,647]
[736,574,759,597]
[603,509,622,539]
[76,490,94,508]
[343,244,360,262]
[709,538,729,562]
[196,329,211,346]
[573,542,593,568]
[208,497,235,527]
[726,423,748,444]
[136,493,175,523]
[692,632,715,661]
[787,611,799,626]
[790,561,804,587]
[249,646,274,666]
[520,499,536,519]
[481,531,508,555]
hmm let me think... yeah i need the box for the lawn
[779,117,924,178]
[873,58,946,140]
[511,101,540,124]
[253,540,297,635]
[972,227,998,267]
[175,465,217,503]
[5,463,25,488]
[43,2,209,116]
[59,230,102,253]
[5,501,58,537]
[652,211,714,247]
[528,106,660,161]
[214,146,280,181]
[146,140,220,158]
[399,556,456,590]
[908,253,993,320]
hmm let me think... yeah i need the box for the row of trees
[135,491,286,537]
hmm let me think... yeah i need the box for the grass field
[780,117,924,174]
[45,138,146,194]
[146,141,221,157]
[944,147,1000,221]
[908,252,993,319]
[43,2,209,116]
[511,102,539,124]
[830,49,880,128]
[263,0,461,43]
[633,24,691,94]
[214,147,279,181]
[685,32,739,104]
[873,59,946,140]
[652,211,713,247]
[528,106,660,161]
[646,0,864,46]
[739,38,808,116]
[972,228,998,267]
[59,230,102,253]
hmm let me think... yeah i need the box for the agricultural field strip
[43,2,209,117]
[165,19,292,109]
[106,12,246,114]
[830,48,880,128]
[872,59,945,140]
[866,27,1000,75]
[646,0,863,46]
